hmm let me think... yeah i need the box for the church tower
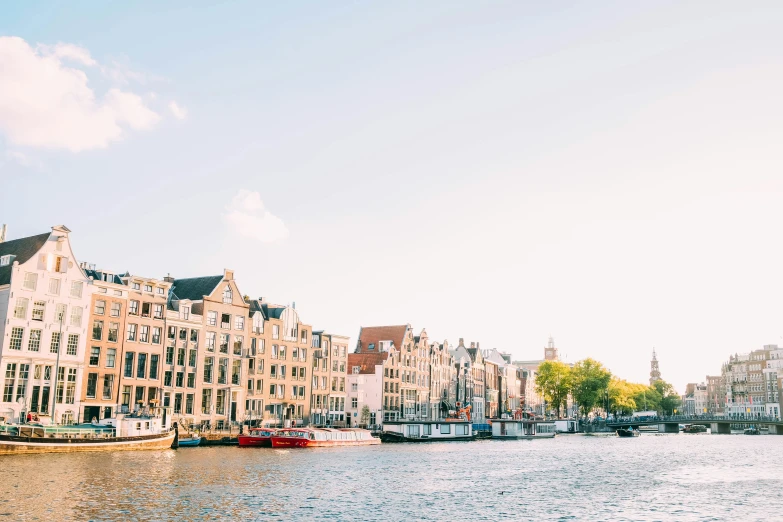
[544,336,558,361]
[649,349,661,386]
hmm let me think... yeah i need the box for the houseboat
[616,427,641,437]
[238,427,277,447]
[380,421,473,442]
[682,424,708,434]
[270,428,380,448]
[491,420,557,440]
[0,415,176,455]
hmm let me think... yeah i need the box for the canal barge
[682,424,708,434]
[238,427,277,447]
[380,421,474,442]
[491,420,557,440]
[270,428,380,448]
[0,415,176,455]
[616,427,641,437]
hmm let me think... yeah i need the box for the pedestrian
[26,412,32,424]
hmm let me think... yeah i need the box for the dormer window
[0,255,11,266]
[368,343,375,351]
[223,286,233,304]
[353,366,360,374]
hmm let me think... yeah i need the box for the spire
[650,347,661,385]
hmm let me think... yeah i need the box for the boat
[682,424,708,433]
[491,419,557,440]
[380,420,474,442]
[616,427,641,437]
[270,428,381,448]
[238,427,277,447]
[744,427,760,435]
[0,415,176,455]
[178,435,202,447]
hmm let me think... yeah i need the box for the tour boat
[0,415,176,455]
[616,427,641,437]
[237,427,277,447]
[682,424,708,434]
[744,427,760,435]
[491,420,557,440]
[270,428,380,448]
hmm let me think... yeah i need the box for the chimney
[458,338,464,347]
[258,297,265,303]
[470,342,475,349]
[224,268,234,280]
[476,342,480,349]
[163,273,175,283]
[0,224,6,243]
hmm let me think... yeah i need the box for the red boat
[270,428,381,448]
[237,428,277,447]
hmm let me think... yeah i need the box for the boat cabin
[382,421,473,441]
[491,420,557,439]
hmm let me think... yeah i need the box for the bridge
[605,416,783,434]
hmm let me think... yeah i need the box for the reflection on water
[2,434,783,521]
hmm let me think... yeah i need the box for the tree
[608,378,637,415]
[570,358,611,417]
[652,380,682,415]
[360,405,371,427]
[535,361,571,417]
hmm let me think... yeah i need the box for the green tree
[535,361,572,417]
[631,384,661,412]
[360,405,371,427]
[607,378,637,415]
[570,358,612,417]
[652,380,682,415]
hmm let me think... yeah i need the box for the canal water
[3,433,783,521]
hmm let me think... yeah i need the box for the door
[230,401,237,422]
[40,387,50,414]
[30,386,40,413]
[84,406,101,423]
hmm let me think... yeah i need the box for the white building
[0,225,93,424]
[346,352,384,428]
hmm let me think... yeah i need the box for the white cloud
[4,149,44,170]
[168,101,188,120]
[222,189,289,243]
[0,36,162,152]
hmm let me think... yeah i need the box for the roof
[0,232,51,285]
[170,275,223,301]
[247,299,268,319]
[262,304,286,319]
[84,269,125,285]
[348,352,389,374]
[357,325,409,353]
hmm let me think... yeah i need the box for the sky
[2,1,783,393]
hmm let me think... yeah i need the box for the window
[233,335,243,355]
[141,302,151,318]
[185,393,194,414]
[201,389,212,414]
[50,332,60,354]
[207,311,217,327]
[157,287,165,295]
[150,354,159,380]
[352,398,358,409]
[86,373,98,398]
[89,347,100,366]
[218,358,228,384]
[127,324,137,342]
[293,348,299,360]
[124,353,134,378]
[167,326,176,340]
[0,255,10,266]
[9,327,24,350]
[114,290,122,296]
[272,345,278,359]
[70,281,83,298]
[129,300,139,315]
[164,371,173,387]
[106,348,116,369]
[92,320,103,341]
[279,346,286,360]
[166,346,174,365]
[232,360,241,385]
[70,306,82,327]
[137,353,147,378]
[301,349,307,362]
[13,297,28,319]
[206,332,216,352]
[176,371,184,387]
[181,306,190,320]
[110,302,121,317]
[204,357,214,383]
[3,364,16,402]
[55,304,67,323]
[64,334,78,355]
[190,329,198,343]
[179,328,187,341]
[139,325,149,343]
[235,316,244,331]
[132,282,140,291]
[144,284,153,293]
[221,314,231,329]
[216,390,226,415]
[252,313,263,334]
[219,334,229,354]
[301,330,307,344]
[23,272,37,290]
[187,373,195,388]
[121,386,131,409]
[177,348,186,366]
[258,338,265,354]
[223,286,232,304]
[272,325,280,339]
[153,304,164,319]
[105,322,118,343]
[103,375,114,400]
[32,300,46,321]
[94,300,106,315]
[48,278,61,295]
[28,329,41,352]
[188,349,197,367]
[152,327,161,344]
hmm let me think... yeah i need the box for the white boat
[491,420,557,440]
[381,421,474,442]
[0,414,176,455]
